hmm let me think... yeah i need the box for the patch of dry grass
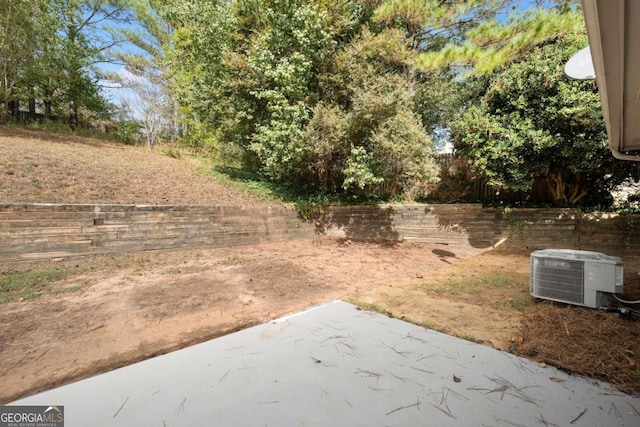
[0,126,265,207]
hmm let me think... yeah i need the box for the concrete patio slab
[9,301,640,426]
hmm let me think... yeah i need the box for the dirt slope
[0,126,262,206]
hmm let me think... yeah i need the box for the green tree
[3,0,135,127]
[47,0,134,127]
[371,0,518,145]
[0,0,41,118]
[451,34,635,206]
[246,0,334,180]
[165,0,440,199]
[299,27,438,199]
[374,0,510,52]
[164,0,240,152]
[107,0,178,145]
[416,6,584,75]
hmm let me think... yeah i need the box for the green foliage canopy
[416,6,585,75]
[165,0,440,200]
[451,33,636,206]
[1,0,135,126]
[162,0,633,205]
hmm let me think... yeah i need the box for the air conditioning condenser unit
[530,249,623,309]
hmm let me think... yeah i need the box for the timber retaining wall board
[0,204,314,263]
[317,204,640,258]
[3,203,640,263]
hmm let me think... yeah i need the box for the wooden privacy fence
[2,203,640,263]
[435,153,552,204]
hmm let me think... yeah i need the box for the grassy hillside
[0,127,265,207]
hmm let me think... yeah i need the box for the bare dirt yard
[1,126,639,403]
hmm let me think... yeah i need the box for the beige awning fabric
[582,0,640,160]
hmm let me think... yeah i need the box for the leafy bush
[452,34,638,206]
[115,120,140,145]
[166,1,439,201]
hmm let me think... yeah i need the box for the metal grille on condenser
[532,258,584,305]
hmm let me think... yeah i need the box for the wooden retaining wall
[3,203,640,264]
[318,204,640,258]
[0,203,314,263]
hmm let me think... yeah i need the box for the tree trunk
[545,172,566,203]
[69,103,78,130]
[8,99,19,121]
[44,101,52,120]
[28,98,36,121]
[567,183,587,205]
[545,172,587,205]
[0,103,8,123]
